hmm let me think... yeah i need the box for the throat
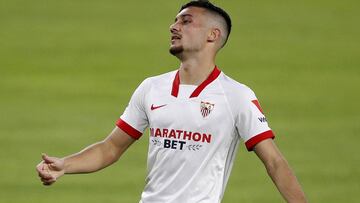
[179,66,215,85]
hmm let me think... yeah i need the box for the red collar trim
[171,71,181,97]
[171,66,221,98]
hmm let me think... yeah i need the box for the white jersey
[116,67,274,203]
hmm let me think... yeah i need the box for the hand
[36,153,65,186]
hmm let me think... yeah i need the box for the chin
[169,46,184,56]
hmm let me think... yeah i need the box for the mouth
[171,35,182,41]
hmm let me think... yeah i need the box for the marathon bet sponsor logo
[150,127,212,151]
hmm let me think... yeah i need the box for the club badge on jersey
[200,101,215,118]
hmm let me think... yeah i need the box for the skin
[36,6,307,203]
[169,7,222,85]
[36,127,135,185]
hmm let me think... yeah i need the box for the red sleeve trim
[245,130,275,151]
[116,118,142,140]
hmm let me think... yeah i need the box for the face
[169,7,210,56]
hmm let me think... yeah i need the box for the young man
[36,1,307,202]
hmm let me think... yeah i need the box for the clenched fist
[36,154,65,186]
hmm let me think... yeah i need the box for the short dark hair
[180,0,232,45]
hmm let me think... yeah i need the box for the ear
[207,28,221,43]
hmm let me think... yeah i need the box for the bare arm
[63,127,135,173]
[36,127,136,185]
[254,139,307,203]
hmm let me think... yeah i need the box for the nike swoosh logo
[151,104,167,111]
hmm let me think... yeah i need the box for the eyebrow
[174,14,193,22]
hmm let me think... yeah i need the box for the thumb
[42,153,55,164]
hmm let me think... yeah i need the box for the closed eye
[174,14,193,25]
[183,19,192,24]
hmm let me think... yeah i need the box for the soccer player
[36,1,307,202]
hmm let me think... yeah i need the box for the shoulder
[141,70,177,86]
[217,72,256,101]
[217,72,262,117]
[135,70,177,90]
[128,70,177,103]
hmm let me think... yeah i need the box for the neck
[178,51,216,85]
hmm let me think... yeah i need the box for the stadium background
[0,0,359,202]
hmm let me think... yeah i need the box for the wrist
[62,157,69,174]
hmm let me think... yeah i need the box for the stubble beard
[169,45,184,56]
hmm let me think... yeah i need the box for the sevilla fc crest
[200,101,215,118]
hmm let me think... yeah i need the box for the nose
[170,22,180,33]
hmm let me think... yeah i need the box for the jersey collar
[171,66,221,98]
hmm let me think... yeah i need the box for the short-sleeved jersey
[116,67,274,203]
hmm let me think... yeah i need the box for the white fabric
[120,70,273,203]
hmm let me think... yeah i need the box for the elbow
[102,140,124,164]
[97,141,120,167]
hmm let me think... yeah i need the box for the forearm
[63,141,119,174]
[267,158,307,203]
